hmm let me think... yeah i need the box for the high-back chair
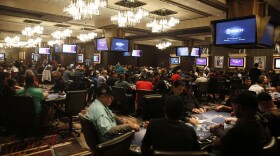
[136,89,153,115]
[153,150,209,156]
[261,136,279,156]
[198,82,208,102]
[142,94,164,121]
[111,86,127,113]
[58,90,87,137]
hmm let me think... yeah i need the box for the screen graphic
[132,50,141,57]
[196,58,207,66]
[63,44,76,53]
[191,48,200,57]
[176,47,189,56]
[39,48,50,54]
[111,38,129,51]
[97,38,108,51]
[229,58,244,67]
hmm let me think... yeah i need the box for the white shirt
[248,84,264,95]
[195,77,208,84]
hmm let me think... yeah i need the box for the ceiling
[0,0,257,47]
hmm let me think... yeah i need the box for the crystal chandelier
[156,41,171,50]
[22,25,44,37]
[77,32,97,42]
[51,29,72,40]
[25,37,42,47]
[146,16,180,33]
[4,36,21,47]
[111,7,149,27]
[48,40,63,46]
[64,0,107,20]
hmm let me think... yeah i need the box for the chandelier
[22,25,44,37]
[48,40,63,46]
[77,32,97,42]
[51,29,72,40]
[111,7,149,27]
[64,0,107,20]
[146,16,179,33]
[25,37,42,47]
[156,41,171,50]
[4,36,20,47]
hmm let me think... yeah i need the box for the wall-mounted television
[62,44,77,53]
[39,47,50,54]
[0,53,5,61]
[96,38,108,51]
[190,48,200,57]
[229,57,245,67]
[260,23,274,47]
[176,47,189,56]
[77,54,84,63]
[93,54,100,63]
[214,17,256,45]
[111,38,129,51]
[196,57,207,66]
[123,52,131,56]
[273,58,280,70]
[132,50,141,57]
[170,56,180,65]
[54,44,60,52]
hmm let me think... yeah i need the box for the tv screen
[111,38,129,51]
[77,54,83,63]
[0,53,5,60]
[260,23,274,46]
[123,52,131,56]
[96,38,108,51]
[215,17,256,45]
[196,57,207,66]
[54,44,60,52]
[229,58,244,67]
[274,58,280,69]
[93,54,100,63]
[190,48,200,57]
[170,57,180,65]
[132,50,141,57]
[176,47,189,56]
[62,44,77,53]
[39,47,50,54]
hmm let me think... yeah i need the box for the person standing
[249,63,262,85]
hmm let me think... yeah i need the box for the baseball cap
[257,92,272,102]
[233,91,258,109]
[96,84,112,96]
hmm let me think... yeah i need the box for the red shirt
[136,80,153,91]
[171,73,181,82]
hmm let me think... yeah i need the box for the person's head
[25,76,34,88]
[25,69,35,78]
[7,78,16,87]
[258,75,268,84]
[172,80,185,95]
[230,86,241,97]
[257,92,276,112]
[96,84,114,107]
[52,71,62,80]
[119,74,125,81]
[244,77,252,86]
[232,91,258,118]
[164,95,183,120]
[199,72,204,77]
[101,70,108,76]
[112,71,118,78]
[254,63,259,68]
[256,77,264,87]
[184,80,192,94]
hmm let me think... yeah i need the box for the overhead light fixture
[51,29,72,40]
[22,25,44,37]
[48,40,63,46]
[4,36,21,47]
[77,32,97,42]
[64,0,107,20]
[156,41,171,50]
[146,16,179,33]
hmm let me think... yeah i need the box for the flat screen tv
[190,48,200,57]
[229,58,245,67]
[62,44,77,53]
[77,54,84,63]
[215,17,256,45]
[0,53,5,60]
[54,44,60,52]
[196,57,207,66]
[260,23,274,47]
[176,47,189,56]
[93,54,100,63]
[39,47,50,54]
[273,58,280,70]
[170,56,180,65]
[111,38,129,51]
[132,50,141,57]
[123,52,131,56]
[96,38,108,51]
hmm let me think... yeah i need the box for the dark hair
[165,95,183,119]
[118,74,125,82]
[25,76,34,88]
[257,92,272,102]
[173,80,185,88]
[256,78,263,84]
[254,63,259,68]
[7,78,16,87]
[233,91,258,110]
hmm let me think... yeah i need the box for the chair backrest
[111,86,126,105]
[9,95,36,121]
[94,131,134,156]
[65,90,87,114]
[198,82,208,94]
[136,89,154,109]
[87,84,96,103]
[231,79,242,87]
[153,150,209,156]
[262,136,279,156]
[142,94,164,120]
[78,113,100,151]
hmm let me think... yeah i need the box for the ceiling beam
[196,0,228,12]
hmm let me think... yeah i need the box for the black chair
[78,113,134,156]
[262,136,279,156]
[87,84,96,105]
[69,75,81,90]
[136,89,153,115]
[231,79,242,88]
[111,86,127,113]
[198,82,208,102]
[153,150,209,156]
[142,94,164,121]
[58,90,87,137]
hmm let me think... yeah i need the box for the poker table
[45,93,66,102]
[131,110,235,147]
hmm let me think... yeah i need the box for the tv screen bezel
[38,47,51,55]
[123,51,131,57]
[176,46,189,56]
[93,54,101,64]
[62,44,77,53]
[273,57,280,70]
[77,54,84,63]
[110,38,129,52]
[0,53,5,61]
[213,15,257,46]
[190,47,200,57]
[228,57,245,68]
[131,50,141,57]
[170,56,180,65]
[195,57,208,66]
[96,37,109,51]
